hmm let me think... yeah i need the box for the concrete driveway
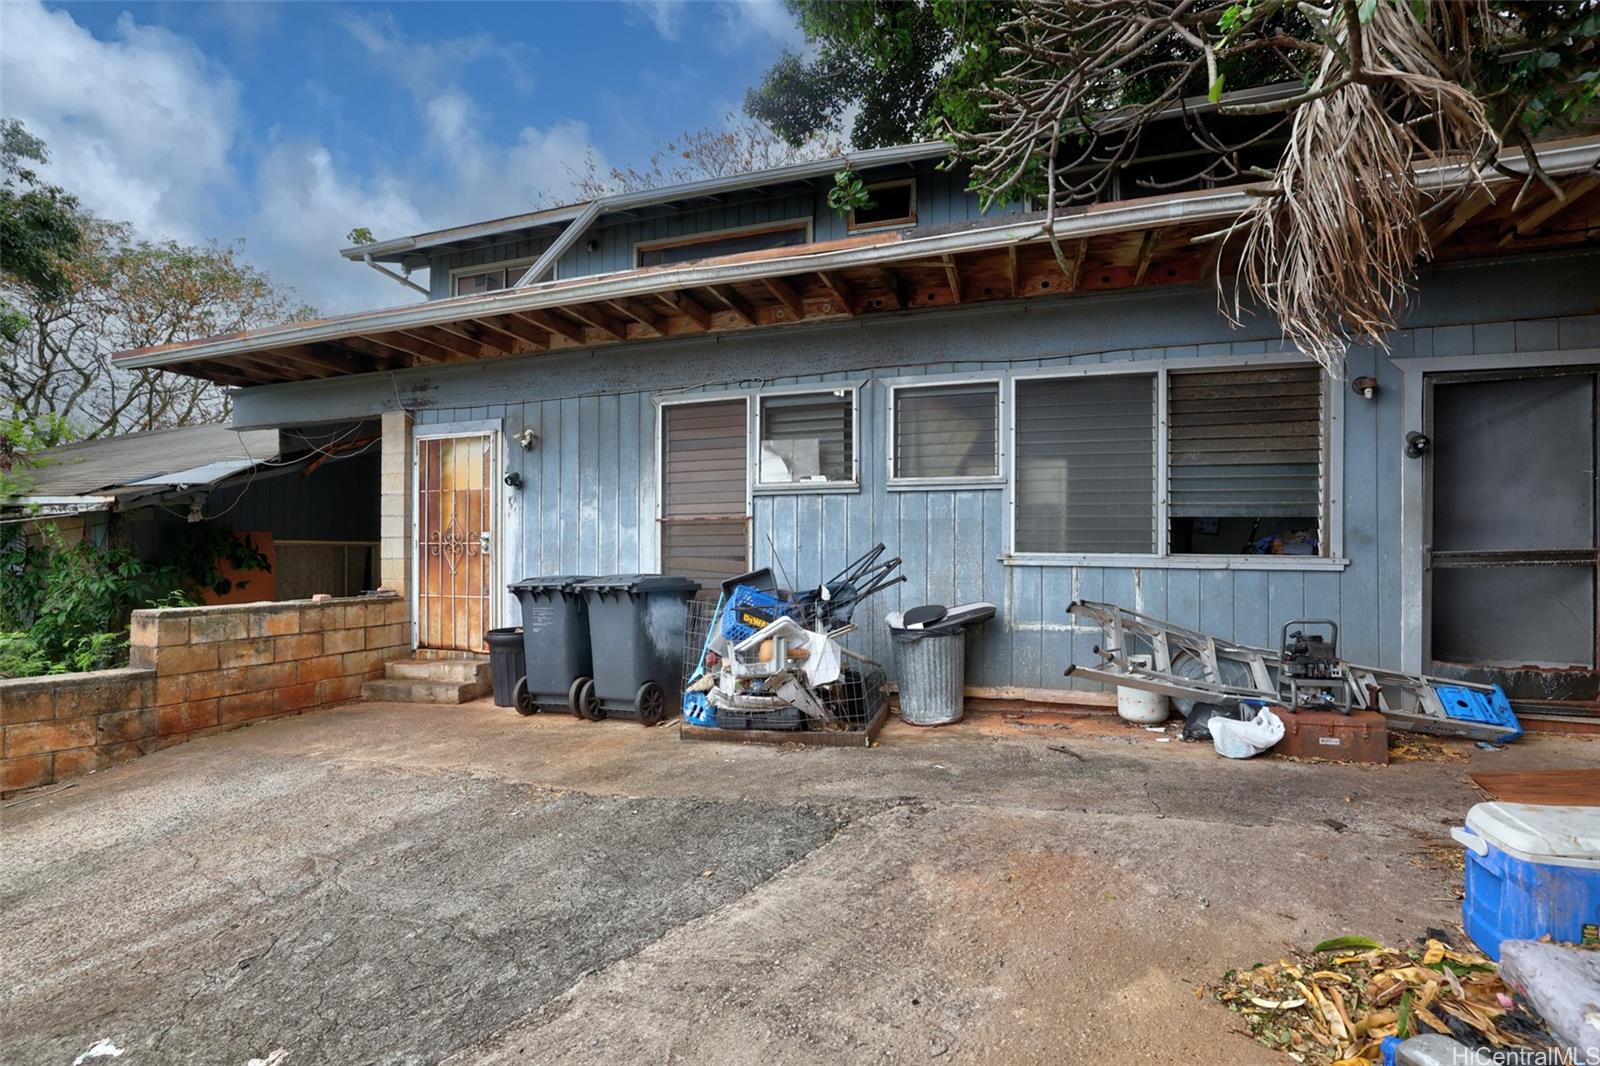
[3,701,1593,1065]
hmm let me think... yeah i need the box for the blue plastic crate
[1433,684,1522,742]
[682,691,716,727]
[721,584,789,644]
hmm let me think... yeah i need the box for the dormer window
[453,261,534,297]
[636,220,810,269]
[847,179,917,232]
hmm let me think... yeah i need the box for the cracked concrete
[1,700,1593,1064]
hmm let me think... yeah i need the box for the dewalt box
[1272,708,1388,765]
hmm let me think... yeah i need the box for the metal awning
[115,138,1600,389]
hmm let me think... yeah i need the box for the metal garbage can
[485,627,527,711]
[509,575,595,717]
[888,603,997,726]
[574,574,700,725]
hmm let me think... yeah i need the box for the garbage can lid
[575,573,701,595]
[509,574,593,593]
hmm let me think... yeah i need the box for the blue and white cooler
[1451,802,1600,960]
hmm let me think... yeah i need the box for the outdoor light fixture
[1351,376,1378,400]
[1405,431,1430,458]
[516,428,539,450]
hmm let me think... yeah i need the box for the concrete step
[384,658,490,685]
[361,677,490,705]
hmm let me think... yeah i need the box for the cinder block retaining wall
[0,594,409,795]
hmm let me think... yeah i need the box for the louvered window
[1014,375,1156,553]
[757,391,855,486]
[1011,365,1327,558]
[1167,367,1323,555]
[892,383,999,480]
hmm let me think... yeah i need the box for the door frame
[653,392,752,582]
[411,418,505,651]
[1398,347,1597,672]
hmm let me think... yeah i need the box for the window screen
[1014,375,1156,553]
[1167,366,1323,555]
[758,392,853,485]
[453,265,529,297]
[893,383,998,479]
[454,269,503,297]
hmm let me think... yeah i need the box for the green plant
[0,526,185,677]
[825,169,875,215]
[167,521,270,596]
[0,630,50,678]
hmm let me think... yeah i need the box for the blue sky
[0,1,805,311]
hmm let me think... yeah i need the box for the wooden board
[679,701,890,748]
[1469,768,1600,806]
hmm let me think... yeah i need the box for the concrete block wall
[0,594,409,795]
[380,410,412,599]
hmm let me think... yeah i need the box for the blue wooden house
[116,131,1600,728]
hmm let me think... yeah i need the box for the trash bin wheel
[573,677,605,721]
[634,681,666,727]
[568,676,593,718]
[513,677,539,716]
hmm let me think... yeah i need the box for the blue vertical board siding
[421,159,1032,295]
[332,250,1600,691]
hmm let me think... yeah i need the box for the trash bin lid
[1464,802,1600,868]
[575,573,700,595]
[509,574,592,593]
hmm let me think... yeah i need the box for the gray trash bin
[891,628,968,726]
[509,575,594,716]
[888,603,997,726]
[573,574,700,725]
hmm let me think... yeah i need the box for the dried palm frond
[1225,0,1498,373]
[955,0,1534,377]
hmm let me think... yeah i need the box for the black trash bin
[573,574,700,725]
[509,575,595,716]
[485,627,527,711]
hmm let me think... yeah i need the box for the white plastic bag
[1210,707,1285,759]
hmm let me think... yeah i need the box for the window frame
[633,218,813,270]
[847,178,918,233]
[449,258,536,297]
[1005,356,1346,569]
[885,376,1005,489]
[752,383,862,493]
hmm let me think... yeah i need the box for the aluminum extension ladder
[1064,600,1520,742]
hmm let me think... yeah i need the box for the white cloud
[625,0,686,41]
[251,140,430,314]
[715,1,805,51]
[0,1,605,316]
[0,0,240,244]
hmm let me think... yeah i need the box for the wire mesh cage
[681,595,887,734]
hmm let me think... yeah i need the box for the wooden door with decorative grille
[415,432,498,652]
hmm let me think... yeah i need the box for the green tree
[0,119,85,343]
[2,216,316,438]
[745,1,1020,149]
[0,405,76,499]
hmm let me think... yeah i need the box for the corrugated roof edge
[116,136,1600,373]
[339,141,953,262]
